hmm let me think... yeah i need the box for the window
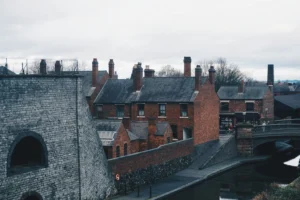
[116,105,124,118]
[124,143,127,156]
[167,137,171,143]
[246,103,254,111]
[171,125,178,139]
[159,104,166,116]
[220,102,229,112]
[116,146,120,157]
[180,104,188,117]
[9,134,47,175]
[138,104,144,116]
[97,105,103,112]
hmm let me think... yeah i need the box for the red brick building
[94,57,219,147]
[217,81,274,131]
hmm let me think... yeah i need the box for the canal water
[164,158,300,200]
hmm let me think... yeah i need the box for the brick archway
[7,131,48,176]
[20,191,43,200]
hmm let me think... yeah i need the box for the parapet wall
[108,139,194,191]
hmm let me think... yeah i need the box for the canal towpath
[109,156,270,200]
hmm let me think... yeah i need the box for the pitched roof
[49,70,107,97]
[218,86,269,100]
[130,121,170,139]
[94,76,207,104]
[94,119,121,146]
[274,94,300,109]
[274,84,293,93]
[0,66,15,75]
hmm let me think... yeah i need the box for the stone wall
[0,75,115,199]
[108,139,193,191]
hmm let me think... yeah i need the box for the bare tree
[156,65,183,77]
[196,60,214,76]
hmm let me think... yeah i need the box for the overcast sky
[0,0,299,80]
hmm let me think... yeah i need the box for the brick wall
[262,88,274,120]
[131,103,194,140]
[0,76,115,199]
[227,100,263,113]
[108,139,193,191]
[193,81,219,145]
[100,104,131,119]
[236,124,253,156]
[113,124,131,158]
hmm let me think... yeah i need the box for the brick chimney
[267,64,274,86]
[148,117,157,149]
[195,65,202,91]
[183,57,192,77]
[55,60,61,74]
[238,80,245,93]
[108,59,114,78]
[92,58,98,87]
[134,62,143,91]
[40,59,47,75]
[208,66,216,84]
[144,65,155,78]
[122,117,130,130]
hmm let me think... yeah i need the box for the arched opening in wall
[9,135,47,175]
[20,191,43,200]
[124,143,127,156]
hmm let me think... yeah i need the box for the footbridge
[236,119,300,156]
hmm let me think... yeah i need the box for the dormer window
[180,104,188,117]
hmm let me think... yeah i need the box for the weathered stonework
[236,124,254,156]
[0,75,115,199]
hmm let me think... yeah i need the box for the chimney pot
[183,57,192,77]
[92,58,98,87]
[208,66,216,84]
[40,59,47,75]
[195,65,202,91]
[55,60,61,74]
[144,65,155,78]
[108,59,115,78]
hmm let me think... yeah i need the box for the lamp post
[242,112,246,123]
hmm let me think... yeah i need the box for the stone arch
[20,191,43,200]
[7,131,48,176]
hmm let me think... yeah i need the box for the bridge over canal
[236,119,300,156]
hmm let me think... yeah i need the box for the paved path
[109,156,269,200]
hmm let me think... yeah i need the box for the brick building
[94,57,219,147]
[218,81,274,130]
[0,73,115,199]
[274,94,300,119]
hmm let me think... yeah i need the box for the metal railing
[253,124,300,134]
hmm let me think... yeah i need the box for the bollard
[149,185,152,198]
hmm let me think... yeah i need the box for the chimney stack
[55,60,61,74]
[114,71,118,79]
[195,65,202,91]
[238,80,245,93]
[108,59,114,78]
[134,62,143,91]
[92,58,98,87]
[208,66,216,85]
[267,64,274,86]
[40,59,47,75]
[144,65,155,78]
[183,57,192,77]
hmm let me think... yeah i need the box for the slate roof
[218,86,269,100]
[94,77,207,104]
[94,119,121,146]
[130,121,169,139]
[49,70,107,97]
[274,84,293,93]
[0,66,15,75]
[274,94,300,109]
